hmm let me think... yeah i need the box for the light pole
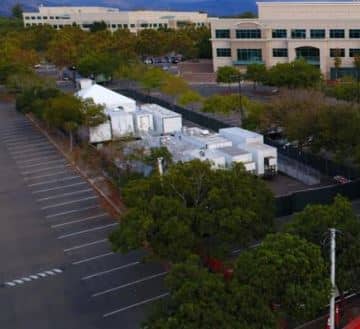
[329,228,336,329]
[230,74,244,124]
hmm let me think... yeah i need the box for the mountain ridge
[0,0,257,17]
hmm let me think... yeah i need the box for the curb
[26,114,122,215]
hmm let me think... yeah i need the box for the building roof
[219,146,250,156]
[220,127,262,139]
[76,84,136,110]
[141,104,181,118]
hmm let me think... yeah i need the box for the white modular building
[182,148,226,169]
[238,143,277,176]
[133,110,154,134]
[181,133,233,150]
[76,83,136,113]
[87,122,112,144]
[140,104,182,135]
[219,127,263,145]
[217,146,256,172]
[106,109,135,139]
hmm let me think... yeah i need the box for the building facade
[211,2,360,78]
[23,6,208,33]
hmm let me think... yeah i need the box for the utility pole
[157,157,164,176]
[230,74,244,124]
[329,228,336,329]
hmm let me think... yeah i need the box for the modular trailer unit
[181,133,233,150]
[140,104,182,135]
[219,127,264,145]
[86,121,112,143]
[133,110,154,133]
[217,146,256,172]
[107,109,135,139]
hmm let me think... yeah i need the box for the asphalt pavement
[0,102,167,329]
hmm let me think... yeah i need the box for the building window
[237,49,262,62]
[153,23,157,27]
[25,16,30,19]
[141,23,148,28]
[37,16,41,19]
[164,23,168,28]
[272,29,287,38]
[130,24,135,28]
[215,29,230,38]
[112,24,116,28]
[55,16,60,19]
[350,49,360,57]
[349,29,360,38]
[31,16,35,19]
[50,16,54,19]
[291,29,306,39]
[273,48,288,57]
[216,48,232,57]
[26,23,31,27]
[236,29,261,39]
[310,29,325,39]
[330,29,345,38]
[117,24,122,28]
[123,24,128,28]
[330,48,345,57]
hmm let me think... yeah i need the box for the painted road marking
[16,154,61,165]
[11,145,55,156]
[103,293,170,318]
[20,159,66,169]
[72,252,115,265]
[37,188,92,202]
[22,164,70,175]
[92,272,167,297]
[3,268,63,288]
[28,176,80,188]
[46,205,99,219]
[7,141,49,150]
[32,181,86,194]
[57,223,118,239]
[5,137,45,146]
[24,170,70,181]
[81,261,140,280]
[51,213,108,228]
[13,150,58,161]
[63,239,108,252]
[41,196,97,210]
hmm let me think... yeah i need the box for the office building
[211,2,360,78]
[23,6,208,33]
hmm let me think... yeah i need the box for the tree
[353,55,360,103]
[140,67,167,94]
[12,4,23,20]
[235,233,331,323]
[286,195,360,293]
[109,160,274,262]
[143,255,276,329]
[80,99,106,127]
[246,63,267,89]
[202,94,247,116]
[160,75,189,104]
[216,66,239,84]
[89,21,107,33]
[178,90,203,110]
[235,11,258,18]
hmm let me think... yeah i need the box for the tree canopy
[109,160,274,262]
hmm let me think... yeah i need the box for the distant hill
[0,0,258,17]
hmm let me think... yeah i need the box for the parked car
[144,58,153,65]
[333,175,350,184]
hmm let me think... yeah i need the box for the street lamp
[230,73,245,124]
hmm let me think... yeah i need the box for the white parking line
[51,213,108,228]
[41,196,97,210]
[20,159,66,170]
[46,205,99,219]
[72,252,114,265]
[24,170,70,181]
[37,188,92,202]
[16,154,61,165]
[13,149,58,160]
[5,137,45,146]
[32,181,87,194]
[8,141,49,151]
[103,293,170,318]
[11,145,54,156]
[28,175,80,188]
[57,223,118,239]
[92,272,167,297]
[82,261,140,280]
[63,239,108,252]
[22,164,69,175]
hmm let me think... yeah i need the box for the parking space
[0,103,167,329]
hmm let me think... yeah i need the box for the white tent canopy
[76,84,136,113]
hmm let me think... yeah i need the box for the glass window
[112,24,116,28]
[237,49,262,62]
[350,49,360,57]
[159,23,163,27]
[55,16,60,20]
[37,16,41,19]
[25,16,30,19]
[236,29,261,39]
[310,29,325,39]
[123,24,128,28]
[50,16,54,19]
[291,29,306,39]
[350,29,360,38]
[153,23,157,27]
[130,24,135,28]
[43,16,48,19]
[330,29,345,38]
[216,48,232,57]
[330,48,345,57]
[215,29,230,38]
[31,16,35,19]
[117,24,122,28]
[273,48,288,57]
[272,29,287,38]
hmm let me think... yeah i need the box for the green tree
[160,75,189,104]
[178,90,203,110]
[286,195,360,292]
[89,21,108,33]
[216,66,239,84]
[353,55,360,103]
[11,4,23,19]
[235,233,331,323]
[140,67,167,94]
[333,49,343,80]
[246,63,267,89]
[109,160,274,262]
[80,99,107,127]
[143,255,276,329]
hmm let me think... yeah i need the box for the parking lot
[0,103,167,329]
